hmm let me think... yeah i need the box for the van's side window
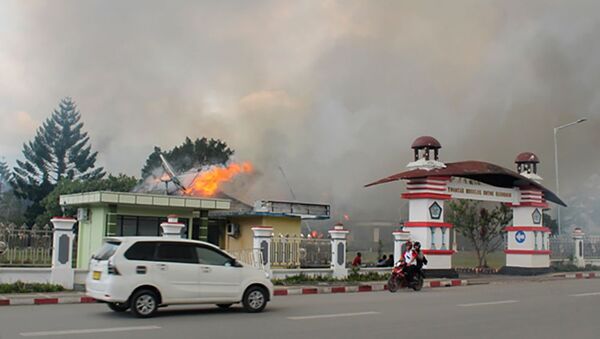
[124,241,158,261]
[156,243,197,264]
[195,246,231,266]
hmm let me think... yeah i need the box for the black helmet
[414,242,421,247]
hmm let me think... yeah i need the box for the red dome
[411,136,441,149]
[515,152,540,164]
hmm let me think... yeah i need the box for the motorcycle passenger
[402,241,418,282]
[413,242,428,279]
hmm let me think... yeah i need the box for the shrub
[0,281,65,294]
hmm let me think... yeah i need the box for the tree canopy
[38,174,138,225]
[12,97,105,223]
[141,137,234,178]
[446,200,512,268]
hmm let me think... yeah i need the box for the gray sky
[1,1,599,225]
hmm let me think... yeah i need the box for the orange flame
[185,162,253,196]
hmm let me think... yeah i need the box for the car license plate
[92,271,101,280]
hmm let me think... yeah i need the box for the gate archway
[365,136,566,277]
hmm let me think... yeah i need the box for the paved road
[1,279,599,339]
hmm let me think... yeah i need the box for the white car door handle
[201,267,211,273]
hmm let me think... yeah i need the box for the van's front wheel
[242,286,267,313]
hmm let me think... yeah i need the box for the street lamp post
[553,118,587,235]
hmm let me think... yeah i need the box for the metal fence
[550,235,600,260]
[584,236,600,259]
[0,223,53,266]
[271,235,331,268]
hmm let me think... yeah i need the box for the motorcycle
[387,261,424,292]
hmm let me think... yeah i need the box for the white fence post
[572,228,585,268]
[329,223,350,279]
[50,217,76,289]
[393,230,411,264]
[160,215,185,238]
[252,227,273,273]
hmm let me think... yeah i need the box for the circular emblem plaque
[515,231,526,244]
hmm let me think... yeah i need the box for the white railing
[227,249,265,271]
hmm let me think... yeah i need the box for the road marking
[570,292,600,297]
[20,326,161,337]
[457,300,519,307]
[287,311,380,320]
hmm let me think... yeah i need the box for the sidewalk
[0,272,597,307]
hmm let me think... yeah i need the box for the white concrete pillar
[402,176,453,269]
[392,230,411,264]
[160,215,185,238]
[252,226,273,273]
[50,217,77,289]
[329,223,350,279]
[572,228,585,268]
[504,188,551,269]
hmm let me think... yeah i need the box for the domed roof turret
[515,152,540,164]
[411,136,442,150]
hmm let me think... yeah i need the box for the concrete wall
[226,216,263,252]
[77,205,108,269]
[0,268,51,284]
[225,215,302,253]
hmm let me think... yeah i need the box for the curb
[273,279,468,296]
[0,296,96,307]
[552,272,597,279]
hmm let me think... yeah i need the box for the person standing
[352,252,362,267]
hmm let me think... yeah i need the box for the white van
[86,237,273,317]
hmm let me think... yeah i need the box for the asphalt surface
[1,279,599,339]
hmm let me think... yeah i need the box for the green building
[60,191,231,269]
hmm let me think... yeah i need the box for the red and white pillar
[50,217,77,289]
[505,188,551,269]
[402,177,454,270]
[392,230,411,263]
[252,226,273,273]
[329,223,350,279]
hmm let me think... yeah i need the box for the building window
[113,216,169,237]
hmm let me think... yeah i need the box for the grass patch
[452,251,505,269]
[0,281,65,294]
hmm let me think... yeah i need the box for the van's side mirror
[229,259,243,267]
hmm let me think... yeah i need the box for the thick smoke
[1,1,599,231]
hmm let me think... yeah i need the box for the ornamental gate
[366,136,565,275]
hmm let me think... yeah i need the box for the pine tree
[0,158,10,192]
[12,97,105,222]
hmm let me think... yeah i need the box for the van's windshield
[93,240,121,261]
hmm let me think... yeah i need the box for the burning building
[60,160,330,269]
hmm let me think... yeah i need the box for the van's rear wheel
[242,286,267,313]
[130,289,158,318]
[107,302,129,312]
